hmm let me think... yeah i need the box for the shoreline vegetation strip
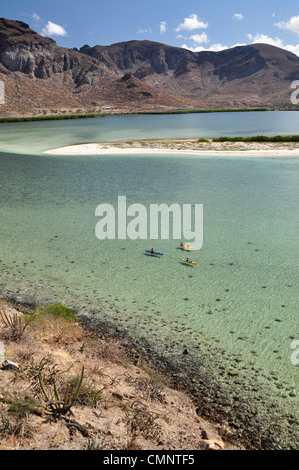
[211,135,299,142]
[0,113,99,123]
[0,106,299,123]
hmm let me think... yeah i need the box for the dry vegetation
[96,138,299,153]
[0,301,241,451]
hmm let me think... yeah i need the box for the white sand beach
[43,139,299,157]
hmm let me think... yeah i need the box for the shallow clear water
[0,112,298,448]
[1,110,299,155]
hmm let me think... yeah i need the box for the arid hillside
[0,18,299,115]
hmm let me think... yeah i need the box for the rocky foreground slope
[0,18,298,115]
[0,301,242,451]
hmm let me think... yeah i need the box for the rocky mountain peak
[1,18,299,114]
[0,17,56,52]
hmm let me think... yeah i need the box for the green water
[0,113,298,448]
[1,110,299,155]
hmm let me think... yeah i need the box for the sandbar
[43,138,299,157]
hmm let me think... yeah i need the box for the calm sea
[0,111,298,448]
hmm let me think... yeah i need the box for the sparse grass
[12,342,36,363]
[80,334,127,365]
[0,411,35,439]
[124,374,166,403]
[137,363,168,388]
[32,315,84,345]
[83,434,109,450]
[67,374,104,408]
[13,356,66,392]
[3,391,43,419]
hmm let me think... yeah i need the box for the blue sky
[2,0,299,55]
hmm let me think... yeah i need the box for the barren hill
[80,40,299,107]
[0,18,299,115]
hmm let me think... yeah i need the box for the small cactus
[38,366,84,415]
[0,307,31,341]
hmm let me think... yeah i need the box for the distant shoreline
[0,113,98,123]
[44,138,299,157]
[0,106,298,123]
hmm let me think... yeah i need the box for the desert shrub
[32,303,78,323]
[125,401,161,441]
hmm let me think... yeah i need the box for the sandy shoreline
[43,138,299,157]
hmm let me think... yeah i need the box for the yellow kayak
[181,258,197,265]
[178,244,195,251]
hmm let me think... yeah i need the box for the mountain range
[0,18,299,116]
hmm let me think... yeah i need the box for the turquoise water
[1,110,299,154]
[0,112,298,448]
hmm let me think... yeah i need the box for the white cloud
[182,43,228,52]
[176,14,208,32]
[182,30,299,57]
[233,13,244,20]
[283,44,299,55]
[32,13,41,23]
[275,15,299,35]
[41,21,67,37]
[249,32,299,56]
[160,21,166,35]
[182,41,246,53]
[189,32,209,44]
[284,44,299,56]
[249,33,284,48]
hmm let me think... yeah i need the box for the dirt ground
[0,300,243,451]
